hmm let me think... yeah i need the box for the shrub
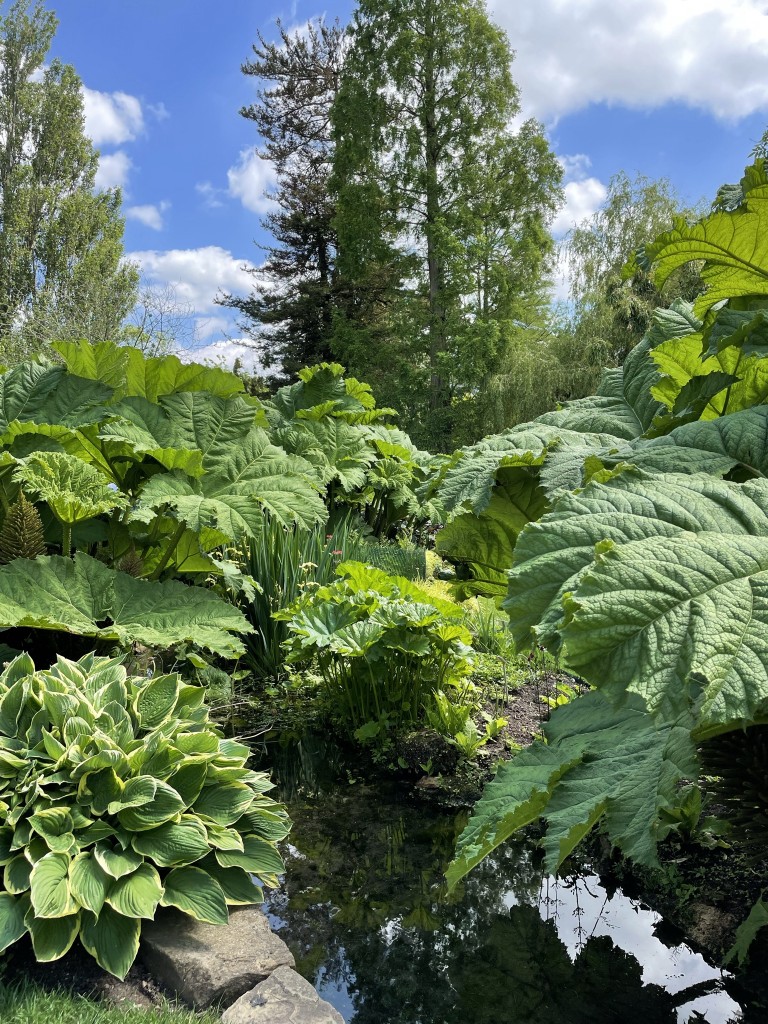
[0,652,290,979]
[276,562,474,739]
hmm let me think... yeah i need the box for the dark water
[254,734,761,1024]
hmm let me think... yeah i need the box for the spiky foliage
[0,493,46,564]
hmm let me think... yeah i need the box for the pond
[254,734,762,1024]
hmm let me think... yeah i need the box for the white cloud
[126,201,170,231]
[195,315,232,342]
[196,181,225,209]
[83,87,144,145]
[182,339,263,373]
[551,178,608,236]
[94,150,132,191]
[490,0,768,121]
[127,246,263,314]
[226,147,278,214]
[147,101,170,123]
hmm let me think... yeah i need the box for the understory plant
[442,157,768,960]
[0,652,290,979]
[276,561,475,740]
[239,516,358,680]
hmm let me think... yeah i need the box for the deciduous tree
[0,0,138,364]
[331,0,562,449]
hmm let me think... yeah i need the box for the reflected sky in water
[257,735,752,1024]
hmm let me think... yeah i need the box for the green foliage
[0,652,290,978]
[0,979,221,1024]
[0,340,329,661]
[221,19,344,385]
[565,171,704,369]
[332,0,562,449]
[238,516,358,680]
[0,552,251,659]
[276,561,474,737]
[0,1,138,365]
[443,160,768,960]
[265,362,441,536]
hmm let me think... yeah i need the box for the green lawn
[0,981,220,1024]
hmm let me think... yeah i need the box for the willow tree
[331,0,562,449]
[0,0,137,364]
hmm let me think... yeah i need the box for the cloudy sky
[51,0,768,365]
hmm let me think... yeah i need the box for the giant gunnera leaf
[0,552,251,658]
[505,472,768,655]
[447,691,696,889]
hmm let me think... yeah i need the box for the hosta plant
[0,652,290,979]
[276,561,475,738]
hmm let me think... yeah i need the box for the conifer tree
[331,0,562,449]
[220,19,345,386]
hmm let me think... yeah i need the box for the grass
[0,981,220,1024]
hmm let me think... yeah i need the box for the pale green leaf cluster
[0,652,290,979]
[277,561,473,734]
[264,362,441,536]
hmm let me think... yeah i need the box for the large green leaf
[436,467,548,600]
[637,405,768,477]
[79,905,140,980]
[54,339,245,402]
[505,472,768,653]
[639,173,768,319]
[15,452,127,524]
[160,865,229,924]
[139,429,325,537]
[651,330,768,420]
[0,553,251,658]
[447,692,696,889]
[562,529,768,730]
[0,363,112,434]
[273,418,376,492]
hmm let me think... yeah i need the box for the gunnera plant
[702,726,768,862]
[0,652,290,979]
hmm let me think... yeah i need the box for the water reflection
[256,736,750,1024]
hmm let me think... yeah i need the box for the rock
[687,902,738,953]
[140,906,295,1009]
[222,966,344,1024]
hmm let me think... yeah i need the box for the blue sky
[48,0,768,366]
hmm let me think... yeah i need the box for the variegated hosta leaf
[14,452,128,524]
[0,652,290,978]
[447,693,696,887]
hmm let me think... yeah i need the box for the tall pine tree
[331,0,562,449]
[221,19,345,387]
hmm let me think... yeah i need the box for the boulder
[221,966,344,1024]
[140,906,294,1009]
